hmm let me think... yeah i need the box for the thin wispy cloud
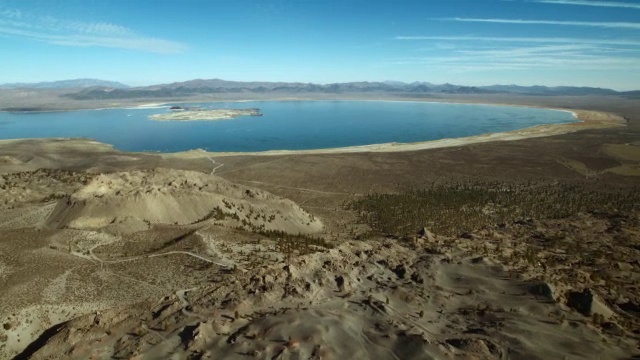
[455,44,602,56]
[537,0,640,9]
[388,53,640,72]
[0,8,186,53]
[390,38,640,73]
[444,17,640,29]
[395,35,640,47]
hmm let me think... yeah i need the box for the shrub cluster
[256,229,333,258]
[349,181,640,237]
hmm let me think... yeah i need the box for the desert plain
[0,93,639,359]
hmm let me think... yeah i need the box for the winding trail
[203,154,361,197]
[205,156,224,175]
[234,179,359,196]
[216,156,292,176]
[88,247,233,268]
[146,251,231,267]
[176,287,204,319]
[66,232,239,273]
[67,232,242,322]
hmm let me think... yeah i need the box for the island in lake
[149,107,262,121]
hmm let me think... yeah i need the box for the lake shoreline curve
[165,108,625,158]
[0,103,625,157]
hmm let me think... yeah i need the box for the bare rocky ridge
[15,221,639,359]
[45,169,322,235]
[0,168,324,358]
[1,165,637,359]
[1,170,638,359]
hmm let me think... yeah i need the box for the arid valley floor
[0,94,639,359]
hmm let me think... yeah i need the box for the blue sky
[0,0,639,90]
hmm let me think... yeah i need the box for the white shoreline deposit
[149,108,261,121]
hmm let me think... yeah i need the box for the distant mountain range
[0,78,130,89]
[1,78,636,98]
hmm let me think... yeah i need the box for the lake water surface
[0,101,576,152]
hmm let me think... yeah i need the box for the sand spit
[149,108,261,121]
[44,168,322,234]
[135,103,168,108]
[165,109,625,158]
[18,230,639,359]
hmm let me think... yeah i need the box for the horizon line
[1,77,638,92]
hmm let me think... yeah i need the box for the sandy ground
[0,95,638,359]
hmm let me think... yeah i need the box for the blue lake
[0,101,576,153]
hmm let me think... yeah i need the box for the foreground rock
[17,236,638,359]
[1,168,638,359]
